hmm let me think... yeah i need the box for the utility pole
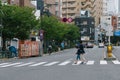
[37,0,44,56]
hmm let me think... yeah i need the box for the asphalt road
[0,46,120,80]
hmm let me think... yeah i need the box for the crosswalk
[0,60,120,68]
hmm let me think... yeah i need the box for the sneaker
[74,61,77,64]
[81,62,84,64]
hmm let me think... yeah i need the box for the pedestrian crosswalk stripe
[29,62,47,67]
[1,60,120,68]
[86,61,94,65]
[14,62,34,67]
[43,61,59,66]
[100,60,107,65]
[72,61,82,65]
[0,63,22,67]
[0,63,9,66]
[112,60,120,64]
[58,61,71,66]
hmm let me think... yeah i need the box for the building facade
[44,0,104,26]
[75,17,95,42]
[7,0,34,7]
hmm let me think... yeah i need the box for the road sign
[67,17,73,23]
[39,30,44,41]
[37,0,44,10]
[114,30,120,36]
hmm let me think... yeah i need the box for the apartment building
[44,0,104,26]
[44,0,62,18]
[7,0,34,7]
[117,15,120,29]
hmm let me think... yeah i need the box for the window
[81,2,85,5]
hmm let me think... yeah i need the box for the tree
[0,4,38,50]
[39,15,80,50]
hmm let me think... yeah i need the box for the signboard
[80,10,90,17]
[114,30,120,36]
[19,40,39,58]
[81,36,90,41]
[31,41,39,56]
[39,30,44,41]
[106,31,113,36]
[37,0,44,10]
[67,17,73,23]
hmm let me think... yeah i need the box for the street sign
[106,31,113,36]
[114,30,120,36]
[37,0,44,15]
[37,0,44,10]
[39,30,44,41]
[67,17,73,23]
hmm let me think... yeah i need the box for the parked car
[86,42,94,48]
[98,43,104,48]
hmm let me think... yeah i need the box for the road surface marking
[58,61,71,66]
[14,62,34,67]
[44,61,59,66]
[0,63,9,66]
[29,62,47,67]
[72,61,82,65]
[0,62,22,67]
[100,60,107,65]
[86,61,94,65]
[112,60,120,64]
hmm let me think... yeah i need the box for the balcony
[81,2,94,8]
[67,9,77,13]
[62,0,76,2]
[67,3,77,8]
[62,4,67,8]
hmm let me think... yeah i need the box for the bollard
[107,45,112,57]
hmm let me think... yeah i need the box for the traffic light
[62,17,67,22]
[62,17,73,23]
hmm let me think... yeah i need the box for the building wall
[118,0,120,13]
[44,0,61,17]
[100,15,117,31]
[117,15,120,29]
[7,0,34,8]
[44,0,103,26]
[75,17,95,42]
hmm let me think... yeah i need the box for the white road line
[43,61,59,66]
[0,63,22,67]
[112,60,120,64]
[58,61,71,66]
[100,60,107,65]
[14,62,34,67]
[29,62,47,67]
[0,63,9,66]
[72,61,82,65]
[86,61,94,65]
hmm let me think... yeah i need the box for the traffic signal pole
[37,0,44,56]
[104,24,116,60]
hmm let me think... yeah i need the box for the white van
[98,43,104,48]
